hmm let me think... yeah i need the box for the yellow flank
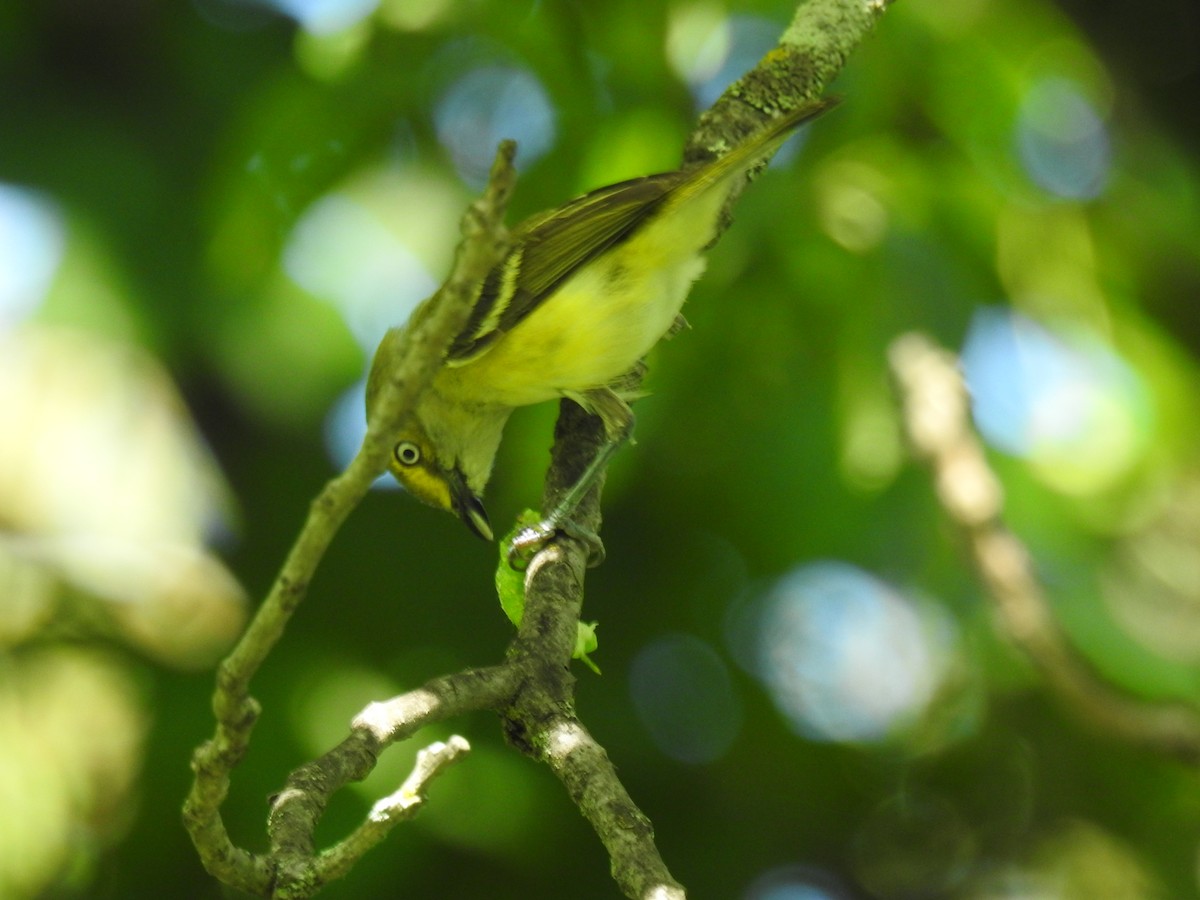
[439,184,726,408]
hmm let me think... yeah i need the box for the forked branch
[184,2,892,896]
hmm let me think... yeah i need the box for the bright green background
[3,0,1200,897]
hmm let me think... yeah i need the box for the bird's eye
[394,441,421,466]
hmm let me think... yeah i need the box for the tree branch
[889,332,1200,767]
[502,2,891,895]
[320,736,471,881]
[183,142,518,892]
[268,666,519,896]
[185,1,891,896]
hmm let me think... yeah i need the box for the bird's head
[366,326,503,543]
[385,421,494,542]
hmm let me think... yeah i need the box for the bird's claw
[507,523,554,571]
[506,518,606,571]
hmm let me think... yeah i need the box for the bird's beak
[450,470,493,541]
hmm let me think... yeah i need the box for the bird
[366,97,838,562]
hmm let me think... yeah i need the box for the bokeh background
[3,0,1200,897]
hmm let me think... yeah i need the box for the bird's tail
[672,95,841,203]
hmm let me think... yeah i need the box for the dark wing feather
[440,97,840,364]
[446,173,680,362]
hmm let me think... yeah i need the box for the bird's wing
[445,173,678,363]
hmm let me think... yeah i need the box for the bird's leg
[508,386,635,569]
[664,313,690,339]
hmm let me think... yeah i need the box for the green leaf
[496,510,599,673]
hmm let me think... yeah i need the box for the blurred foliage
[2,0,1200,897]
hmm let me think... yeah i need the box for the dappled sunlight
[1017,76,1111,200]
[961,308,1153,496]
[0,326,245,667]
[434,60,556,187]
[0,648,147,898]
[377,0,453,32]
[814,158,891,254]
[281,167,466,345]
[743,562,955,743]
[278,167,470,473]
[323,376,387,477]
[743,865,852,900]
[667,12,781,109]
[0,166,244,896]
[34,535,245,669]
[547,719,588,756]
[256,0,379,35]
[206,0,453,37]
[210,276,362,426]
[0,184,63,325]
[6,0,1200,894]
[293,19,375,80]
[666,3,732,93]
[219,165,466,427]
[0,329,225,542]
[284,189,438,352]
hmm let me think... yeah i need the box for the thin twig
[183,141,519,891]
[267,664,519,895]
[890,332,1200,767]
[318,736,471,882]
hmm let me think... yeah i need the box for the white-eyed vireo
[367,98,837,560]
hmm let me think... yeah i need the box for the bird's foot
[507,516,606,570]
